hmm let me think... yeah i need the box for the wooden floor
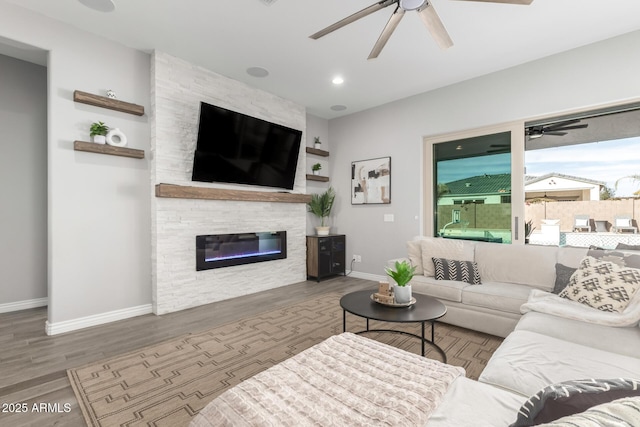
[0,276,374,426]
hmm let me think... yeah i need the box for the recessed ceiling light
[332,76,344,85]
[330,105,347,111]
[246,66,270,78]
[78,0,115,12]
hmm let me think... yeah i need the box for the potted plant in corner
[312,163,322,176]
[314,136,322,149]
[525,220,535,244]
[307,187,335,236]
[385,260,416,304]
[90,121,109,144]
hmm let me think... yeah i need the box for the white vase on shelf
[92,135,106,144]
[106,128,127,147]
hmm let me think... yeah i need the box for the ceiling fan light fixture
[399,0,428,11]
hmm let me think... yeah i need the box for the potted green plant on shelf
[312,163,322,175]
[385,260,416,304]
[525,219,535,244]
[314,136,321,149]
[307,187,335,236]
[90,121,109,144]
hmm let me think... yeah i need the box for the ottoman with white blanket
[190,333,525,427]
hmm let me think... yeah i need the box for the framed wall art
[351,156,391,204]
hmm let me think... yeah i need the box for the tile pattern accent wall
[151,51,307,315]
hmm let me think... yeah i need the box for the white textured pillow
[420,237,475,277]
[575,219,588,227]
[559,256,640,313]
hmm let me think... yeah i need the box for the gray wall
[329,30,640,277]
[0,2,151,330]
[0,54,47,307]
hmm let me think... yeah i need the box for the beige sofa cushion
[420,237,475,277]
[412,276,468,302]
[515,311,640,358]
[407,239,424,275]
[475,242,558,292]
[479,330,640,397]
[462,282,532,314]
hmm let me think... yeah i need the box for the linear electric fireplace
[196,231,287,271]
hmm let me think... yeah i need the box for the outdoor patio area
[529,231,640,249]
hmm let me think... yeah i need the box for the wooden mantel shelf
[155,184,312,203]
[73,90,145,116]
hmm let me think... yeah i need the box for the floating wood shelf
[306,174,329,182]
[155,184,312,203]
[74,90,145,116]
[306,147,329,157]
[74,140,145,159]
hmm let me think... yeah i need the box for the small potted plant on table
[307,187,335,236]
[314,136,322,149]
[312,163,322,175]
[385,260,416,304]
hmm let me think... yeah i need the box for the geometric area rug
[67,292,502,426]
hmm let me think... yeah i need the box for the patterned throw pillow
[558,256,640,313]
[432,257,481,285]
[511,378,640,427]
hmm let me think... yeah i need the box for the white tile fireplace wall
[150,51,307,315]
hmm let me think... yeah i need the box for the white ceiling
[4,0,640,119]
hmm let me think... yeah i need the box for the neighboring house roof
[443,173,511,196]
[525,172,606,187]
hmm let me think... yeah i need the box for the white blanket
[190,333,464,427]
[520,289,640,327]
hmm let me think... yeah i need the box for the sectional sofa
[191,237,640,426]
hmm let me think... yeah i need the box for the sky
[437,136,640,197]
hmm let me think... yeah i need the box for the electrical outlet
[353,254,362,263]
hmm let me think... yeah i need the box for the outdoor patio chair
[573,215,591,232]
[594,220,609,233]
[613,215,638,234]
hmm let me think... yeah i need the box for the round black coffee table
[340,290,447,362]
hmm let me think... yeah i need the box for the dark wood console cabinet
[306,234,346,282]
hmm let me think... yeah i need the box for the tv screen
[192,102,302,190]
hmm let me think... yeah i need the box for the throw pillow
[588,248,640,269]
[432,257,481,285]
[558,256,640,313]
[616,242,640,251]
[510,378,640,427]
[553,263,577,294]
[532,396,640,427]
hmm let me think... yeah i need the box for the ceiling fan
[525,119,589,140]
[309,0,534,60]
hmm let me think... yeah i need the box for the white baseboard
[45,304,152,336]
[349,271,386,282]
[0,297,48,314]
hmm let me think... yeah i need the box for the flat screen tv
[191,102,303,190]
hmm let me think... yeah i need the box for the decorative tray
[371,294,416,307]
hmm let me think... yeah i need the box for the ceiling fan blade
[543,119,581,131]
[548,124,589,132]
[417,3,453,49]
[309,0,396,40]
[368,7,405,59]
[453,0,533,5]
[544,131,568,136]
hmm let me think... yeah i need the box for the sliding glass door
[424,122,526,244]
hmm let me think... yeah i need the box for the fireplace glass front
[196,231,287,271]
